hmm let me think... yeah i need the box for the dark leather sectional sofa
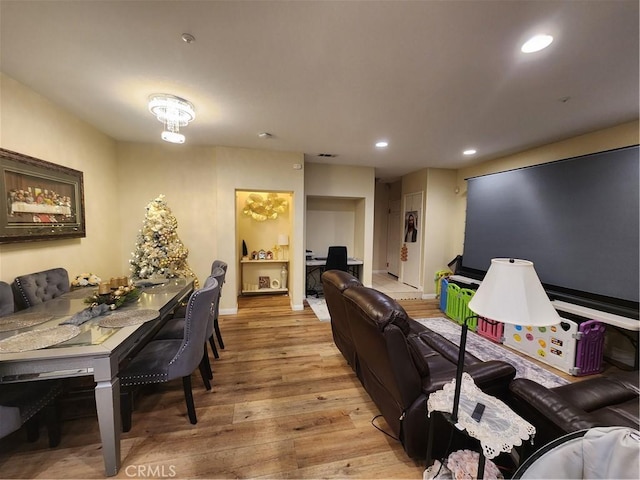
[321,269,640,461]
[509,370,639,450]
[321,269,516,459]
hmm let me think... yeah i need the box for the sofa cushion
[553,376,639,412]
[321,270,363,372]
[343,286,411,334]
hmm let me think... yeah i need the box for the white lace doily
[427,372,535,458]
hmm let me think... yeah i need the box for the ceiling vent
[317,153,337,158]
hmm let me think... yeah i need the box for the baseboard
[219,307,238,315]
[422,293,437,300]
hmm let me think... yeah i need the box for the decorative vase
[280,264,288,289]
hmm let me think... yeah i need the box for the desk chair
[325,246,348,272]
[307,246,349,298]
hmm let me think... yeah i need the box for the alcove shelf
[240,259,289,295]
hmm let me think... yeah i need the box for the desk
[305,257,363,295]
[0,279,193,476]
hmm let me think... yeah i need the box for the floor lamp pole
[451,317,473,424]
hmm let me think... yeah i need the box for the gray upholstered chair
[0,381,63,447]
[158,264,227,359]
[209,261,227,352]
[154,267,226,388]
[0,280,14,316]
[12,268,70,310]
[119,277,220,432]
[0,281,63,447]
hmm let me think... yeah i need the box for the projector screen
[461,145,639,319]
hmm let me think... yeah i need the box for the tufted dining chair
[119,277,220,432]
[12,268,70,310]
[154,267,226,386]
[0,381,63,447]
[0,281,14,316]
[210,260,227,351]
[0,282,62,446]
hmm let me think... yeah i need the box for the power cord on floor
[370,414,399,441]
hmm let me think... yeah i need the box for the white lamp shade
[277,234,289,246]
[468,258,561,326]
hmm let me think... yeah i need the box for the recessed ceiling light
[521,34,553,53]
[463,149,477,155]
[258,132,273,139]
[375,141,389,148]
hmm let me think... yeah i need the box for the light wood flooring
[0,296,442,479]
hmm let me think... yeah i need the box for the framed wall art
[0,148,86,243]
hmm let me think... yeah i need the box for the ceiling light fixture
[463,149,477,155]
[375,141,389,148]
[148,94,195,144]
[258,132,273,139]
[521,34,554,53]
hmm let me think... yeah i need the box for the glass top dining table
[0,278,194,476]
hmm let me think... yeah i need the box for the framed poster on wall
[0,148,86,243]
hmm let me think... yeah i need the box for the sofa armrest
[416,330,482,366]
[465,360,516,399]
[509,378,596,438]
[408,332,515,396]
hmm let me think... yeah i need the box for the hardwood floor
[0,296,442,479]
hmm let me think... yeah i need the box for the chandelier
[148,94,195,144]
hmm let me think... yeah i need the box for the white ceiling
[1,0,638,181]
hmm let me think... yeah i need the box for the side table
[426,372,536,479]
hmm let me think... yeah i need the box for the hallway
[372,271,422,300]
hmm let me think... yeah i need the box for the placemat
[0,325,81,353]
[97,309,159,328]
[0,312,54,333]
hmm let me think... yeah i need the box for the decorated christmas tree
[130,195,197,283]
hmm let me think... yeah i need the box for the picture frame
[0,148,86,244]
[258,276,270,289]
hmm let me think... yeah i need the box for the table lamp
[278,234,289,260]
[451,258,562,424]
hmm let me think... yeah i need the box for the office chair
[325,246,348,272]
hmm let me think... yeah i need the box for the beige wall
[0,73,121,284]
[451,121,640,254]
[373,181,389,271]
[423,168,458,295]
[118,144,305,313]
[216,146,305,311]
[304,162,375,286]
[116,143,217,287]
[397,168,458,296]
